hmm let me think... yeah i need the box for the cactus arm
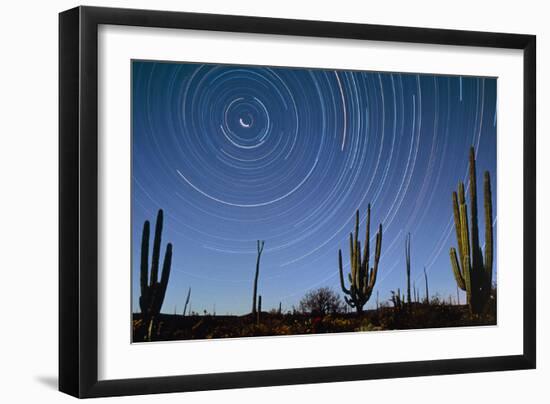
[357,224,361,290]
[462,253,472,307]
[362,205,371,295]
[363,204,371,270]
[356,240,363,289]
[338,249,350,294]
[369,227,382,288]
[354,211,360,289]
[150,209,164,286]
[353,241,361,290]
[452,190,465,276]
[450,248,466,290]
[354,210,359,258]
[348,233,356,288]
[458,183,469,256]
[157,243,172,301]
[139,220,150,313]
[150,243,172,316]
[468,147,481,272]
[376,225,382,261]
[363,265,370,295]
[458,183,471,270]
[459,204,473,302]
[484,171,493,285]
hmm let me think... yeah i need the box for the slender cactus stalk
[252,240,265,315]
[424,266,429,305]
[183,287,191,316]
[405,233,411,305]
[256,295,262,325]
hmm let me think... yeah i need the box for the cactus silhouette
[256,295,262,325]
[251,240,265,315]
[423,266,429,305]
[183,287,191,316]
[139,209,173,341]
[338,205,382,314]
[449,147,493,315]
[405,233,411,305]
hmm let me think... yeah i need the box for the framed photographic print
[59,6,536,398]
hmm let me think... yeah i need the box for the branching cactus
[338,205,382,314]
[449,147,493,315]
[139,209,173,341]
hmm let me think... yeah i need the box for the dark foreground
[133,302,497,342]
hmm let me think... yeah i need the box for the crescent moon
[239,118,251,128]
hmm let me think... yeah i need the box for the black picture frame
[59,5,536,398]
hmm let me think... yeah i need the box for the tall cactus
[449,147,493,315]
[256,295,262,325]
[424,266,429,305]
[139,209,173,341]
[252,240,265,315]
[405,233,411,304]
[183,287,191,316]
[338,205,382,314]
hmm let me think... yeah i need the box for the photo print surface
[131,60,497,342]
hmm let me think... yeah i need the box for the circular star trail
[132,61,497,315]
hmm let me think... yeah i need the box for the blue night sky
[131,60,497,316]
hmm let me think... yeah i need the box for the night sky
[131,60,497,316]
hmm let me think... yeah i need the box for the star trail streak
[132,61,497,315]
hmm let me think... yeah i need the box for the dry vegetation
[133,292,496,342]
